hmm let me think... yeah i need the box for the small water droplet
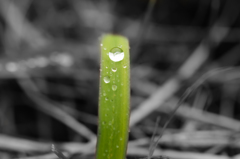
[116,145,119,148]
[123,65,127,68]
[102,121,106,125]
[104,48,107,50]
[109,122,112,125]
[118,45,122,48]
[109,47,124,62]
[105,114,108,116]
[120,138,123,140]
[105,97,108,101]
[106,66,108,68]
[111,67,117,72]
[99,69,102,71]
[100,44,103,46]
[121,83,123,86]
[103,92,106,96]
[112,85,117,91]
[103,76,110,83]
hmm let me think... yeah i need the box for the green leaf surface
[96,34,130,159]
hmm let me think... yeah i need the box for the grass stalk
[96,34,130,159]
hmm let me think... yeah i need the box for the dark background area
[0,0,240,158]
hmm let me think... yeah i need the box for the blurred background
[0,0,240,158]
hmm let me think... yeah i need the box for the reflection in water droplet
[109,47,124,62]
[103,76,110,83]
[123,65,127,68]
[111,67,117,72]
[112,85,117,91]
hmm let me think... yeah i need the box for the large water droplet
[112,85,117,91]
[103,76,110,83]
[111,67,117,72]
[109,47,124,62]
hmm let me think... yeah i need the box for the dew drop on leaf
[112,85,117,91]
[109,47,124,62]
[111,67,117,72]
[103,76,110,83]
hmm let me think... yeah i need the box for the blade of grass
[96,34,130,159]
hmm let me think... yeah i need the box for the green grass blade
[96,34,130,159]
